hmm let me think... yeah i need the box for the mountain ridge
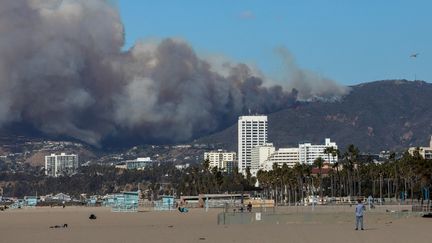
[194,79,432,153]
[1,79,431,154]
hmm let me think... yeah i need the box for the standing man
[355,199,366,230]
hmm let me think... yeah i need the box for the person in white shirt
[355,199,366,230]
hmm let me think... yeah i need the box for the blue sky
[117,0,431,85]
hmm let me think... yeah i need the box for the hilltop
[195,80,432,153]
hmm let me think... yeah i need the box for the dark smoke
[0,0,348,146]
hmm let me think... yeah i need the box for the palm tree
[270,163,282,204]
[257,169,270,199]
[202,159,210,172]
[343,144,359,197]
[281,164,291,204]
[413,154,432,203]
[324,147,333,163]
[399,151,416,202]
[313,157,324,203]
[293,163,305,204]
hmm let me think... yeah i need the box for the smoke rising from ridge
[0,0,349,146]
[276,47,350,101]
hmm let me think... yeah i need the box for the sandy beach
[0,206,431,243]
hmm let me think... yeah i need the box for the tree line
[0,144,431,204]
[256,145,432,204]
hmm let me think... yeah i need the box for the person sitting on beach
[355,199,366,230]
[247,202,252,212]
[49,224,68,229]
[178,207,189,213]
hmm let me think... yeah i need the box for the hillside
[194,80,432,153]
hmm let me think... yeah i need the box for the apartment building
[45,153,79,177]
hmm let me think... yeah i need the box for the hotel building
[261,147,300,170]
[238,115,268,173]
[408,136,432,159]
[298,138,338,165]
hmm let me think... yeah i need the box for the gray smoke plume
[276,47,350,101]
[0,0,348,146]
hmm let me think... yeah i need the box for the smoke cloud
[276,47,350,101]
[0,0,348,146]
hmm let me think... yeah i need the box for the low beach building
[154,196,175,211]
[24,196,38,207]
[103,191,141,212]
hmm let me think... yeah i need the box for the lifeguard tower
[24,196,38,207]
[111,191,140,212]
[154,196,175,211]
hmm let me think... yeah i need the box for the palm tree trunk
[387,179,390,201]
[410,179,414,203]
[337,168,341,198]
[299,178,304,205]
[331,175,334,198]
[320,176,323,203]
[349,171,353,196]
[359,180,361,197]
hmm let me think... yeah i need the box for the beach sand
[0,206,431,243]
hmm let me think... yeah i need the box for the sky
[117,0,431,85]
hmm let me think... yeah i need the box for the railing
[412,203,432,212]
[218,205,419,225]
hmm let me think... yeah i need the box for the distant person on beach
[355,199,366,230]
[178,207,189,213]
[367,195,374,209]
[49,224,68,229]
[247,202,252,212]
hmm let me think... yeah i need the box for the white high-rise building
[238,115,268,173]
[251,143,275,173]
[45,153,79,177]
[298,138,338,165]
[204,150,236,171]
